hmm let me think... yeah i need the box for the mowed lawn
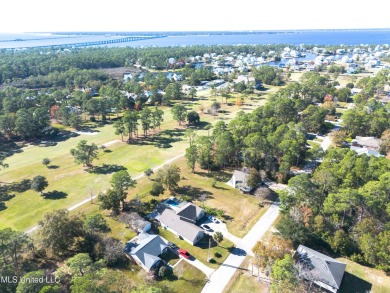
[120,260,207,293]
[158,227,234,270]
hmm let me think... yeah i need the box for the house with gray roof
[158,209,204,245]
[226,170,248,189]
[124,233,168,271]
[352,136,382,150]
[176,202,205,224]
[294,245,346,293]
[350,146,382,157]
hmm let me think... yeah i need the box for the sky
[1,0,389,33]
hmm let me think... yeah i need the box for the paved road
[201,201,280,293]
[320,135,332,151]
[320,121,341,151]
[25,153,185,234]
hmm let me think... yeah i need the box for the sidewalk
[181,256,215,278]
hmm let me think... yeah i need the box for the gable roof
[176,202,203,222]
[159,209,203,243]
[352,136,382,149]
[133,218,151,232]
[350,146,382,157]
[232,170,248,182]
[126,234,167,270]
[295,245,346,290]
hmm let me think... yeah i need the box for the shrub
[158,265,173,280]
[150,182,164,196]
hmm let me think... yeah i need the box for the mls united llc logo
[0,275,60,284]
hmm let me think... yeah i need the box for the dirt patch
[253,187,278,203]
[101,67,142,80]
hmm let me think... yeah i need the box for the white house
[226,170,248,188]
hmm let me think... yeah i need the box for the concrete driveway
[263,180,287,191]
[200,219,242,246]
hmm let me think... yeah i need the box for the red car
[178,248,191,259]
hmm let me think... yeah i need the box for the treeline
[24,68,109,89]
[278,148,390,271]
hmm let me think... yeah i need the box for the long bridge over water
[64,35,166,48]
[3,35,166,49]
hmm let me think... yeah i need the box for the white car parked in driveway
[200,224,213,232]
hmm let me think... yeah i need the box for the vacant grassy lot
[177,161,268,237]
[338,258,390,293]
[223,257,268,293]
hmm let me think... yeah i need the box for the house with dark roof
[158,209,204,245]
[124,233,168,271]
[294,245,346,293]
[176,202,205,224]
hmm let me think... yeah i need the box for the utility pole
[90,189,93,204]
[207,237,211,261]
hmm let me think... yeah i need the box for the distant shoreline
[1,29,389,49]
[32,28,390,36]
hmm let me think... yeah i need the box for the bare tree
[119,212,145,232]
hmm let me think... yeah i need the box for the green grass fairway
[0,113,189,231]
[0,140,187,231]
